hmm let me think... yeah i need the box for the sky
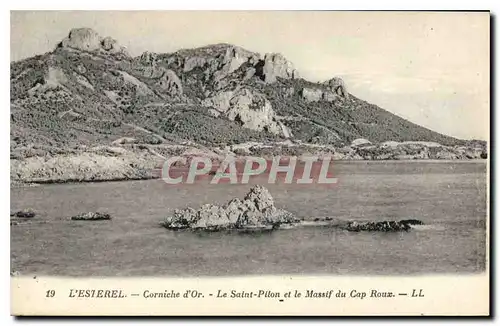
[10,11,490,140]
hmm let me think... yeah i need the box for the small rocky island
[71,212,112,221]
[161,185,300,231]
[162,185,425,232]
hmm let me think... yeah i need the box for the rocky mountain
[10,28,487,183]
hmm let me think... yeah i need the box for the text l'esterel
[68,289,127,298]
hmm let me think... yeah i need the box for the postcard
[10,10,490,316]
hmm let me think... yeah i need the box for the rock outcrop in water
[344,219,424,232]
[10,209,36,218]
[10,209,47,226]
[71,212,112,221]
[162,185,299,231]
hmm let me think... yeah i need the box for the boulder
[222,46,255,75]
[202,90,234,112]
[162,185,299,231]
[71,212,112,221]
[192,204,231,229]
[243,185,275,211]
[183,56,207,72]
[226,89,280,133]
[207,108,221,117]
[76,64,87,74]
[58,28,129,56]
[202,88,281,134]
[324,77,348,98]
[299,88,339,102]
[351,138,372,147]
[28,66,69,96]
[300,88,324,102]
[101,36,127,55]
[60,28,101,51]
[139,51,158,65]
[256,53,299,83]
[156,69,183,96]
[212,46,258,82]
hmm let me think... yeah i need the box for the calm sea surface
[10,161,487,276]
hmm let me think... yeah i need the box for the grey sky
[10,11,490,140]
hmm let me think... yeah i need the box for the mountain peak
[57,27,129,56]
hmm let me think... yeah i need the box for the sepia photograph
[9,10,490,316]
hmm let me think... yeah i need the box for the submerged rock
[162,185,300,231]
[344,219,424,232]
[71,212,112,221]
[399,219,424,226]
[10,209,36,218]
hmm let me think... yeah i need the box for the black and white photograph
[9,10,490,316]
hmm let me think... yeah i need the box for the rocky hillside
[10,28,487,183]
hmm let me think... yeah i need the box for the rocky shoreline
[10,140,487,185]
